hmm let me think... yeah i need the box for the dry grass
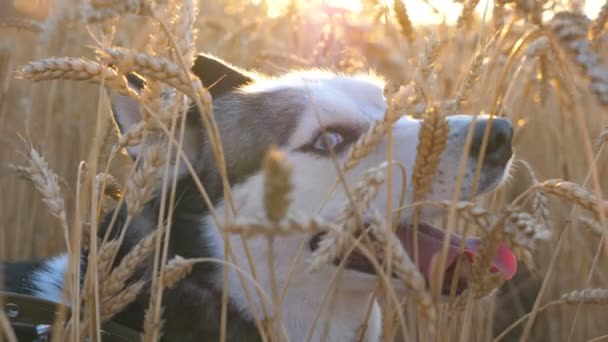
[1,0,608,341]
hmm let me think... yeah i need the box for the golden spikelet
[451,49,485,112]
[170,0,199,66]
[418,37,442,81]
[263,147,293,223]
[96,48,201,99]
[561,288,608,305]
[11,142,70,250]
[100,280,146,321]
[410,106,449,201]
[343,122,388,171]
[95,240,121,277]
[457,0,480,28]
[437,200,493,228]
[96,173,122,201]
[141,288,164,342]
[100,229,160,301]
[537,180,607,220]
[224,214,331,238]
[525,36,551,58]
[518,160,552,229]
[118,121,146,149]
[578,216,605,236]
[393,0,414,43]
[343,85,412,171]
[19,57,137,98]
[502,206,550,270]
[589,1,608,42]
[125,144,165,216]
[161,256,194,289]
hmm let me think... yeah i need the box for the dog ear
[111,73,146,158]
[192,53,254,98]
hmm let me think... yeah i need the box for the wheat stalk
[0,18,44,32]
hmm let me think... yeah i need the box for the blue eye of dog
[312,131,344,151]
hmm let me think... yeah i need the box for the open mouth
[309,221,517,296]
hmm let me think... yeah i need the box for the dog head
[111,54,517,338]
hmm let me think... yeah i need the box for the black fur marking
[126,73,146,91]
[192,54,254,99]
[1,261,44,296]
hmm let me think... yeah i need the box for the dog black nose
[470,117,513,165]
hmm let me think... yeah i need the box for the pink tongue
[399,223,518,280]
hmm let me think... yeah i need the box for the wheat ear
[537,180,607,220]
[589,1,608,42]
[411,106,449,201]
[96,47,202,99]
[561,288,608,305]
[124,143,165,216]
[263,147,293,223]
[11,143,70,252]
[100,229,160,302]
[393,0,414,43]
[19,57,136,98]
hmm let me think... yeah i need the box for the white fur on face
[209,72,511,341]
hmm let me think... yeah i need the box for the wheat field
[1,0,608,341]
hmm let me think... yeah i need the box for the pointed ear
[192,54,254,98]
[111,73,146,158]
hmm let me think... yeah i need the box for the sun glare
[257,0,603,25]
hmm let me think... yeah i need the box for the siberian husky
[3,54,517,341]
